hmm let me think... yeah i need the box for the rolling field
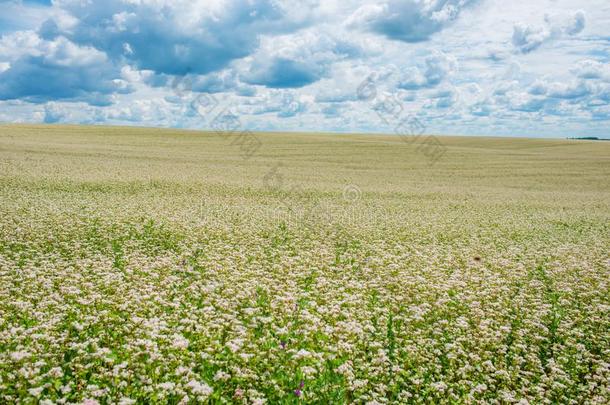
[0,124,609,403]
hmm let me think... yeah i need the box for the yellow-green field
[0,124,609,403]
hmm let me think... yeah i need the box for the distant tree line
[567,136,610,141]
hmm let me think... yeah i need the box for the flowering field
[0,124,609,404]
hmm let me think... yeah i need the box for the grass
[0,124,609,403]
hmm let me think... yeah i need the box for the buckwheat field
[0,124,608,404]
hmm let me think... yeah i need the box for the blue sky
[0,0,609,138]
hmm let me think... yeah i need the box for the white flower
[171,334,189,349]
[186,380,213,398]
[226,339,244,353]
[336,362,353,375]
[175,366,190,376]
[294,349,311,359]
[10,351,29,361]
[158,382,176,391]
[431,381,447,392]
[351,379,368,390]
[28,386,44,398]
[213,370,230,381]
[48,367,63,378]
[91,389,105,398]
[474,383,487,393]
[301,366,317,377]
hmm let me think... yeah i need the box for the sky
[0,0,609,138]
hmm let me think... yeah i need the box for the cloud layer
[0,0,609,138]
[347,0,478,43]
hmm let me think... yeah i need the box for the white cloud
[512,10,586,53]
[0,33,128,105]
[572,60,610,81]
[399,51,458,89]
[347,0,478,42]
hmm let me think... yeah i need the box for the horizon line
[2,122,608,142]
